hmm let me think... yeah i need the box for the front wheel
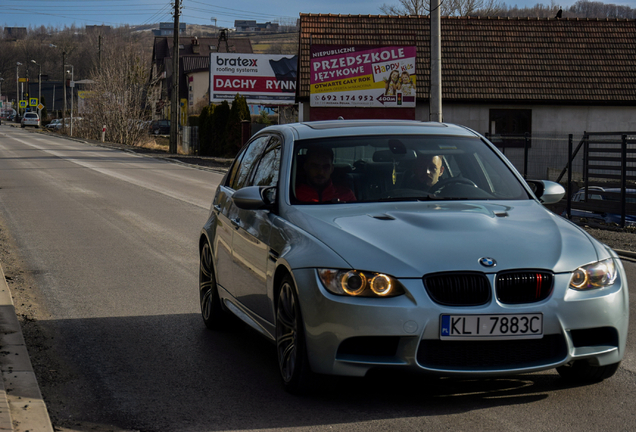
[199,242,227,329]
[556,360,620,383]
[276,275,313,394]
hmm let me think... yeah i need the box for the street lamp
[50,44,67,131]
[31,60,41,118]
[65,64,74,136]
[16,62,22,117]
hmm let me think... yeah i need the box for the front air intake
[423,272,491,306]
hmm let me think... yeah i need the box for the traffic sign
[29,98,38,107]
[19,100,27,108]
[37,103,44,110]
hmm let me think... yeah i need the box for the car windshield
[290,135,529,204]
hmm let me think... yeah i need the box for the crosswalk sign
[19,100,27,108]
[29,98,38,107]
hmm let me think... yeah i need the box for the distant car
[567,186,636,226]
[21,112,40,128]
[199,120,629,394]
[46,119,62,130]
[149,119,170,135]
[1,109,16,120]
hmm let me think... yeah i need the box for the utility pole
[31,60,41,118]
[170,0,181,154]
[98,35,102,70]
[16,63,21,117]
[62,51,67,130]
[429,0,442,122]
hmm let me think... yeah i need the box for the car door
[214,136,272,297]
[212,150,246,291]
[231,135,282,323]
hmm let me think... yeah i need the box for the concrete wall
[434,104,636,135]
[187,71,209,113]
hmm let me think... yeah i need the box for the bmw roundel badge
[479,257,497,267]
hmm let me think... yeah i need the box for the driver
[405,154,445,191]
[295,146,356,203]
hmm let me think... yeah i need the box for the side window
[228,136,270,191]
[226,148,248,188]
[251,137,282,188]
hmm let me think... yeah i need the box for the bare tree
[450,0,506,16]
[380,0,433,15]
[77,41,151,146]
[380,0,505,16]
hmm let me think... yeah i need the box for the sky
[2,0,636,29]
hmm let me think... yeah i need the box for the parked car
[198,120,628,393]
[567,186,636,226]
[1,109,16,120]
[149,119,170,135]
[21,112,40,128]
[46,119,62,130]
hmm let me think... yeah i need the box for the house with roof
[149,35,253,120]
[296,14,636,138]
[234,20,280,33]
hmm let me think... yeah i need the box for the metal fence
[487,132,636,227]
[486,132,585,182]
[181,126,199,155]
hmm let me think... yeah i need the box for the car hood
[288,200,606,277]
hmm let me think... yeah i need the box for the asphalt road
[1,125,635,432]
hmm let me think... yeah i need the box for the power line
[1,0,300,27]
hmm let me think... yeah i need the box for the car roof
[259,120,479,141]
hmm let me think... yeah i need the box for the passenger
[405,154,445,191]
[295,146,356,203]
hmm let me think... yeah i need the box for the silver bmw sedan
[199,120,629,394]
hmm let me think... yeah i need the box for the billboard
[210,53,297,105]
[310,45,416,108]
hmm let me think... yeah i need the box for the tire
[199,241,226,329]
[276,275,313,394]
[556,360,620,383]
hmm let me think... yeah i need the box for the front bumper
[293,263,629,377]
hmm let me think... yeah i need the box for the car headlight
[569,258,618,290]
[318,269,405,297]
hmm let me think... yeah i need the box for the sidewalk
[0,263,53,432]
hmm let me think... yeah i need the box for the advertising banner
[210,53,297,105]
[310,45,416,108]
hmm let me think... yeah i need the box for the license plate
[440,313,543,340]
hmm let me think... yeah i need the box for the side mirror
[526,180,565,205]
[232,186,276,210]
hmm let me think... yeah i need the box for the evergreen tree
[211,101,230,157]
[198,105,213,155]
[225,93,251,155]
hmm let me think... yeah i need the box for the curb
[0,264,54,432]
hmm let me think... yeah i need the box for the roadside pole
[170,0,181,154]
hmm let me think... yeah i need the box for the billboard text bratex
[210,53,297,105]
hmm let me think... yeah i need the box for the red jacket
[295,181,356,203]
